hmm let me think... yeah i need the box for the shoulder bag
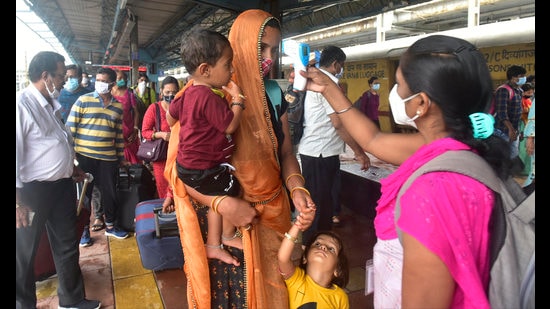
[137,103,168,162]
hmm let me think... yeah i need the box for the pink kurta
[374,137,493,308]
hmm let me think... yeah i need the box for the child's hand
[222,80,244,101]
[294,206,316,231]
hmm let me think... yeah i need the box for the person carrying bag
[137,103,168,162]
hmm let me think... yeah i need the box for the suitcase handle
[76,173,94,216]
[118,165,133,190]
[153,207,178,238]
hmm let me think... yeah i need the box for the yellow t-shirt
[285,267,349,309]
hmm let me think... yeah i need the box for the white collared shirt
[298,68,345,157]
[16,84,75,187]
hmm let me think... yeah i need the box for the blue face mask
[116,79,127,87]
[335,67,344,79]
[64,77,79,92]
[372,83,380,91]
[516,76,526,86]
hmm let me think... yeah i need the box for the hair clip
[469,112,494,139]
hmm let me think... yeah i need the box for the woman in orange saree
[165,9,315,309]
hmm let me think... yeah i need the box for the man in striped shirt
[66,67,130,240]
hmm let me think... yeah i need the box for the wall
[341,42,535,132]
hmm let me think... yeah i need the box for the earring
[416,110,421,115]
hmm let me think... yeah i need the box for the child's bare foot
[205,244,240,266]
[222,230,243,250]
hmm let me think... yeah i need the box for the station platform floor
[36,203,376,309]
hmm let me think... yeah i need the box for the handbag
[137,103,168,162]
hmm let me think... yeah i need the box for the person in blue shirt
[58,64,92,123]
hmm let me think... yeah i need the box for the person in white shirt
[16,51,101,309]
[298,45,370,244]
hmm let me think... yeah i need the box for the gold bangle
[210,195,221,213]
[285,173,305,187]
[290,186,310,199]
[152,132,156,140]
[238,94,246,101]
[335,105,353,114]
[213,195,229,214]
[284,232,298,244]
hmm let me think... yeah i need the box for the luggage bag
[117,164,156,232]
[135,199,183,271]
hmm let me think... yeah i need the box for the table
[339,152,397,218]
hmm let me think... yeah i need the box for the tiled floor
[35,201,376,309]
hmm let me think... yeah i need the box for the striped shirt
[66,92,124,161]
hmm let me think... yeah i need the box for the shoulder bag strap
[154,103,161,132]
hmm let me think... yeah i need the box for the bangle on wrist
[335,105,353,114]
[284,232,298,244]
[238,94,246,101]
[290,186,311,199]
[231,102,245,110]
[213,195,229,214]
[134,126,139,131]
[285,173,305,187]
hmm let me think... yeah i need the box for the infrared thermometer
[283,40,310,91]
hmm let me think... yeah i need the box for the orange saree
[165,9,293,309]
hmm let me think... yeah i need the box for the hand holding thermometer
[282,40,310,91]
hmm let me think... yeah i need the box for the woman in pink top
[296,35,514,308]
[112,69,140,164]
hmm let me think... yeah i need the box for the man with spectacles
[16,51,101,309]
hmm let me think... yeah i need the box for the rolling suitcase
[117,164,156,232]
[135,199,183,271]
[34,175,92,281]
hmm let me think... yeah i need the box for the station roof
[19,0,534,73]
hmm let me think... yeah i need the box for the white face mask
[389,84,420,129]
[81,77,89,86]
[44,77,60,100]
[95,81,111,95]
[138,81,146,94]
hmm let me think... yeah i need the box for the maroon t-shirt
[169,84,234,170]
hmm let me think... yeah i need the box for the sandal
[91,218,105,231]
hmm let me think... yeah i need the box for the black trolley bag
[34,174,93,281]
[135,199,183,271]
[116,164,156,232]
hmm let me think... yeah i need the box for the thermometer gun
[283,40,310,91]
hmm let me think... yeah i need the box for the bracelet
[285,173,305,187]
[335,105,353,114]
[152,132,156,140]
[284,232,298,244]
[238,94,246,101]
[210,195,221,213]
[134,126,139,131]
[290,186,311,199]
[278,266,290,277]
[231,102,245,110]
[205,243,224,249]
[213,195,229,214]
